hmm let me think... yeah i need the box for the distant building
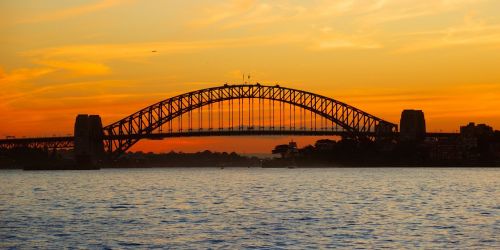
[424,123,500,162]
[493,131,500,159]
[400,110,426,142]
[272,141,298,159]
[315,139,336,151]
[460,123,493,138]
[426,137,464,161]
[460,122,495,159]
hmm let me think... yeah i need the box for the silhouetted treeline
[0,148,261,169]
[110,150,260,168]
[0,147,57,169]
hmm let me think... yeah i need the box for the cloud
[307,25,382,50]
[189,0,387,30]
[189,0,485,30]
[0,66,58,112]
[21,35,306,76]
[34,60,110,76]
[24,41,223,61]
[1,34,307,116]
[219,2,308,30]
[189,0,257,28]
[396,14,500,52]
[310,37,382,50]
[185,0,492,53]
[356,0,488,26]
[1,78,175,108]
[18,0,133,24]
[0,66,54,86]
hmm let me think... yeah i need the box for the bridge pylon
[74,114,105,165]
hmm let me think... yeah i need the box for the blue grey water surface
[0,167,499,249]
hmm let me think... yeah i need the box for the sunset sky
[1,0,500,153]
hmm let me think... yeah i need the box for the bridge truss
[0,84,400,158]
[103,84,398,157]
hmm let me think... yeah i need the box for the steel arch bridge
[0,83,399,159]
[103,84,398,157]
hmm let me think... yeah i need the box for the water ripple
[0,167,499,249]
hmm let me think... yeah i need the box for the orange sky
[1,0,500,153]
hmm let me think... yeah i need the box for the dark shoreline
[1,162,498,171]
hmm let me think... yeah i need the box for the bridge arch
[103,84,397,157]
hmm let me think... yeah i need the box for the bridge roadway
[0,131,459,150]
[0,136,74,150]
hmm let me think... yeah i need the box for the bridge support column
[400,110,426,142]
[74,114,104,165]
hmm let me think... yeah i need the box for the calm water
[0,168,499,249]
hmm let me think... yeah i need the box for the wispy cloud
[34,60,111,76]
[0,66,54,86]
[18,0,133,24]
[188,0,258,28]
[186,0,491,52]
[309,32,382,50]
[189,0,487,29]
[21,35,306,76]
[396,13,500,52]
[348,0,489,27]
[189,0,386,30]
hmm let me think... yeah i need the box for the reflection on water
[0,168,499,248]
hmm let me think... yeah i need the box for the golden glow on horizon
[1,0,500,153]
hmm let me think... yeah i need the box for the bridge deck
[0,131,461,150]
[107,130,364,140]
[0,136,74,150]
[0,136,74,144]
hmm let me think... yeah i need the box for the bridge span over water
[0,84,452,160]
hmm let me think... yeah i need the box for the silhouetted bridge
[0,84,454,161]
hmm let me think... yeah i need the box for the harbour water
[1,167,499,249]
